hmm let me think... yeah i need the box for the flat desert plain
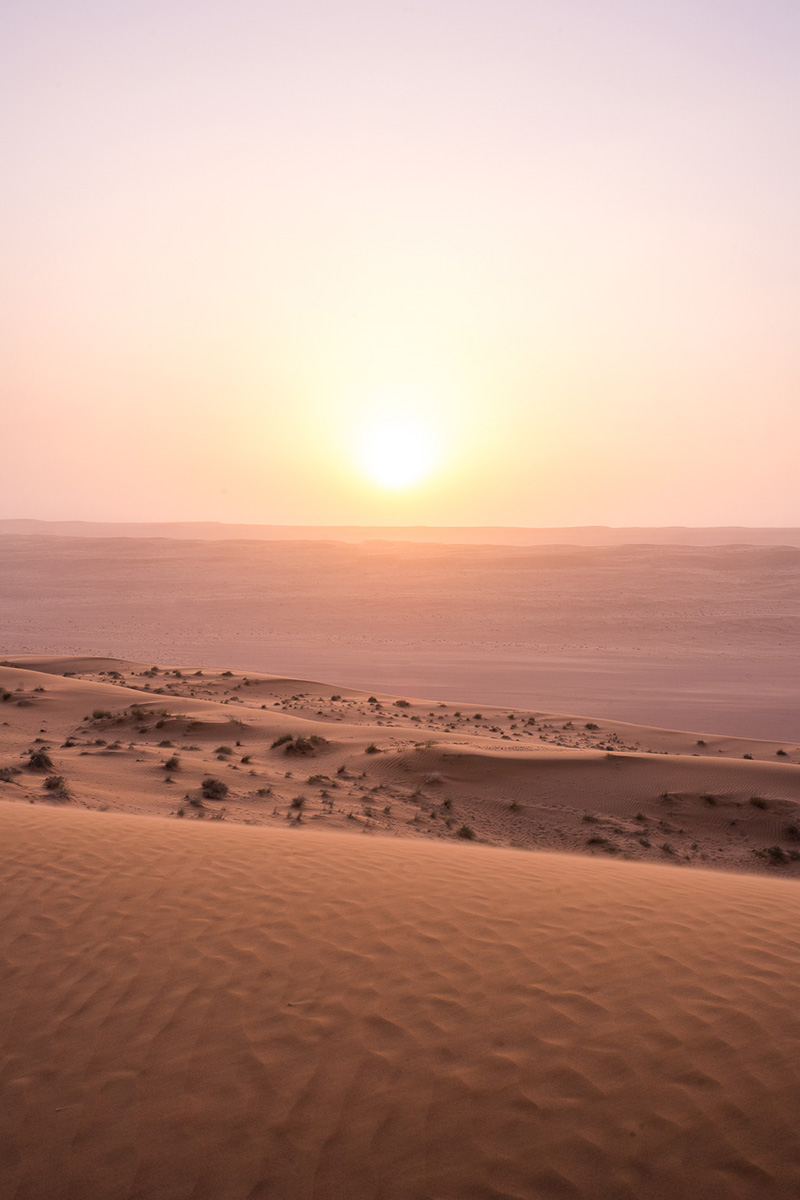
[2,531,800,1199]
[2,532,800,738]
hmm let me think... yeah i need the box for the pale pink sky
[2,0,799,525]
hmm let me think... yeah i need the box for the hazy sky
[2,0,799,525]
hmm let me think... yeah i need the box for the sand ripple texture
[2,803,800,1200]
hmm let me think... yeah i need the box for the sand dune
[2,801,800,1200]
[2,657,799,874]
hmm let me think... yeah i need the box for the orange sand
[2,801,800,1199]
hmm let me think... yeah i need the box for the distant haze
[2,1,799,527]
[4,520,800,547]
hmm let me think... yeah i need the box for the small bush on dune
[201,777,228,800]
[365,743,380,755]
[271,734,293,749]
[26,748,54,771]
[43,775,69,798]
[285,736,328,757]
[749,796,768,810]
[92,709,113,721]
[164,756,180,772]
[457,824,476,840]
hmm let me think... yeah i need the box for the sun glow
[355,403,442,491]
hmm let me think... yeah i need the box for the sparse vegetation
[43,775,68,795]
[749,796,768,810]
[777,749,788,757]
[201,777,228,800]
[164,756,180,772]
[365,743,379,754]
[285,736,328,756]
[271,734,293,748]
[26,748,54,771]
[92,709,113,720]
[215,745,233,756]
[457,824,476,840]
[585,722,598,730]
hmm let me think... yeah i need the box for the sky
[2,0,799,526]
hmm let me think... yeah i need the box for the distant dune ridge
[4,518,800,544]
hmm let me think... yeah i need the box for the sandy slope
[2,802,800,1200]
[2,657,800,876]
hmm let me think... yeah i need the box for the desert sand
[3,659,800,1198]
[3,533,800,738]
[3,529,800,1198]
[2,656,800,873]
[3,796,800,1199]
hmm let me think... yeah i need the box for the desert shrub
[240,754,251,764]
[43,775,67,792]
[221,670,233,677]
[92,709,112,720]
[766,845,789,865]
[394,699,410,707]
[286,736,328,756]
[457,824,476,840]
[271,734,293,748]
[365,743,380,754]
[586,835,607,845]
[785,822,800,842]
[777,749,788,756]
[290,796,305,809]
[661,842,675,855]
[582,813,598,823]
[129,706,147,722]
[701,793,717,805]
[201,777,228,800]
[749,796,768,809]
[696,739,706,746]
[26,748,53,771]
[0,766,21,782]
[1,690,11,702]
[215,745,233,756]
[743,753,753,759]
[367,696,378,704]
[164,756,180,772]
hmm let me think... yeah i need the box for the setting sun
[356,410,441,490]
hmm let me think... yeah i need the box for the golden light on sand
[356,409,440,490]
